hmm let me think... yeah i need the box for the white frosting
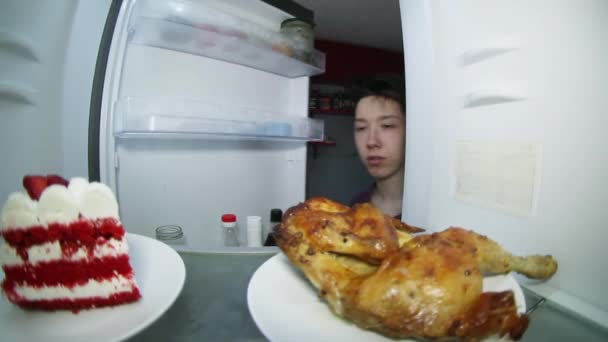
[0,238,129,266]
[28,241,63,264]
[13,274,137,301]
[80,182,119,220]
[1,192,37,212]
[1,210,40,229]
[0,242,20,265]
[37,185,80,225]
[67,177,89,202]
[1,193,39,228]
[0,178,120,231]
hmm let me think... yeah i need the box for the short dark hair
[352,74,405,113]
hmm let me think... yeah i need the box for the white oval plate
[0,233,186,342]
[248,253,525,342]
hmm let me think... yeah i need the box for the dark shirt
[349,183,375,206]
[349,183,402,220]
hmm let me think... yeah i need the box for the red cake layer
[2,255,133,287]
[1,218,125,261]
[5,288,141,312]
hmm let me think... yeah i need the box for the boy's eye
[381,124,396,129]
[355,126,367,132]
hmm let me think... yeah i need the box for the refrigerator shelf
[114,97,324,142]
[128,0,325,78]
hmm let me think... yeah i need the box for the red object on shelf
[309,140,336,146]
[312,39,405,82]
[310,109,354,116]
[221,214,237,223]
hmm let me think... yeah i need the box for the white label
[454,141,541,216]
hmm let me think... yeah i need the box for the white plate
[0,233,186,342]
[248,253,526,342]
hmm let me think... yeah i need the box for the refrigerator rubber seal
[88,0,122,182]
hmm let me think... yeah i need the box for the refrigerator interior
[401,0,608,327]
[98,0,325,250]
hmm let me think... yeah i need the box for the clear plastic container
[129,0,325,78]
[114,97,325,141]
[222,214,239,247]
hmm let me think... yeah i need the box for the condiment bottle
[247,216,262,247]
[222,214,239,247]
[264,208,282,246]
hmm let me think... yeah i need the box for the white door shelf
[113,97,324,141]
[128,0,325,78]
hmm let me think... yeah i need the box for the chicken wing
[274,197,558,341]
[279,197,421,264]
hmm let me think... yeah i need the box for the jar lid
[281,18,315,29]
[222,214,237,222]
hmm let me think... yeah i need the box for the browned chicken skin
[274,197,558,341]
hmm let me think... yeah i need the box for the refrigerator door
[401,0,608,327]
[96,0,324,250]
[0,1,70,194]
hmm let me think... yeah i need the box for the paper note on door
[454,141,541,216]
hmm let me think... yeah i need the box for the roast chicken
[274,197,558,341]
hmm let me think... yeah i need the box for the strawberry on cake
[0,174,141,311]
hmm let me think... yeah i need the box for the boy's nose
[366,128,381,148]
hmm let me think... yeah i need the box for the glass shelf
[128,0,325,78]
[113,97,324,142]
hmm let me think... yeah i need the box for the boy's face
[354,96,405,181]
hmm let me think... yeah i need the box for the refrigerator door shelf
[0,81,37,105]
[113,97,324,142]
[129,16,325,78]
[0,29,41,62]
[132,0,292,50]
[462,90,525,108]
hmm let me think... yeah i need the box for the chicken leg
[410,227,558,279]
[275,197,558,341]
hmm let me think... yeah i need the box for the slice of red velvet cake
[0,175,141,311]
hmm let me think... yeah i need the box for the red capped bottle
[222,214,240,247]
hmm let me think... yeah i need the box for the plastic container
[246,215,262,247]
[114,97,325,142]
[129,0,326,78]
[222,214,240,247]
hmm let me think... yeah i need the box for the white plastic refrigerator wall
[99,0,324,250]
[400,0,608,328]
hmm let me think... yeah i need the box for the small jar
[155,225,185,245]
[222,214,240,247]
[280,18,314,63]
